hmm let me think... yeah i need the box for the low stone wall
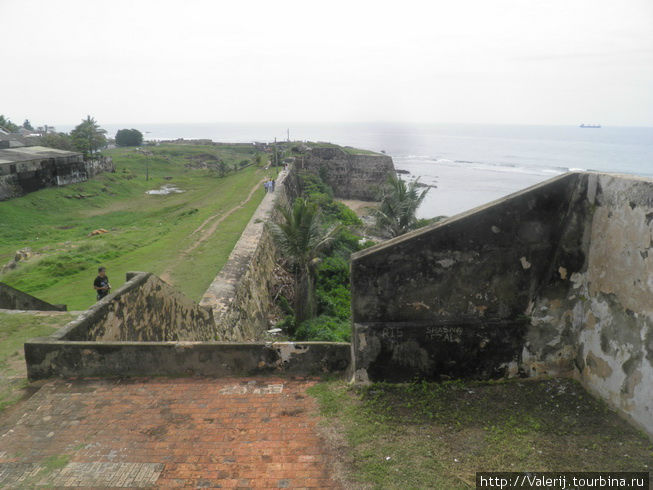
[24,340,351,380]
[83,156,115,179]
[0,282,67,311]
[60,272,216,342]
[299,147,395,200]
[200,168,299,341]
[350,171,653,436]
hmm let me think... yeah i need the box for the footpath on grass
[0,377,340,488]
[159,177,265,285]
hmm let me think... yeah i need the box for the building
[0,146,87,200]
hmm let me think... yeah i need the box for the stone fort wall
[61,272,216,342]
[200,167,300,341]
[351,172,653,436]
[297,147,395,200]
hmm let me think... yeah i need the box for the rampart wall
[200,168,300,341]
[351,172,653,436]
[61,272,216,342]
[298,147,394,200]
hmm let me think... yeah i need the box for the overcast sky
[1,0,652,126]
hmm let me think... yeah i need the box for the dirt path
[335,198,379,217]
[159,179,264,284]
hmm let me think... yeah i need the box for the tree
[70,115,107,159]
[373,174,430,237]
[0,115,19,132]
[39,132,75,151]
[22,119,33,130]
[269,198,341,329]
[115,128,143,147]
[254,153,265,167]
[217,161,228,177]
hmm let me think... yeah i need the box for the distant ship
[579,123,601,128]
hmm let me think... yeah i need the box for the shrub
[115,128,144,147]
[295,315,350,342]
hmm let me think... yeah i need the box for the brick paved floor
[0,377,340,488]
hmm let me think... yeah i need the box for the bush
[115,128,144,147]
[316,256,349,291]
[295,315,350,342]
[316,286,350,320]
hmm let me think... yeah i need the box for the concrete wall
[61,272,216,342]
[351,173,584,382]
[350,172,653,436]
[24,340,351,380]
[200,168,299,341]
[526,173,653,436]
[299,147,395,200]
[0,282,67,311]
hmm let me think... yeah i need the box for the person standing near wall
[93,266,111,301]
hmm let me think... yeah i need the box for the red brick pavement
[0,377,340,488]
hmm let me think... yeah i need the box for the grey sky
[1,0,652,126]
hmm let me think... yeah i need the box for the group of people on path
[263,179,276,193]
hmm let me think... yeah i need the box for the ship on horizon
[579,123,601,128]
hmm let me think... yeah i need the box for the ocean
[68,122,653,218]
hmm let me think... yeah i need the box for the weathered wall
[299,147,394,200]
[200,168,300,341]
[24,340,351,380]
[61,272,216,342]
[526,174,653,436]
[0,282,67,311]
[350,171,653,436]
[0,154,114,201]
[351,173,585,382]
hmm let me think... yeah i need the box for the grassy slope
[309,379,653,489]
[0,144,266,309]
[0,312,75,412]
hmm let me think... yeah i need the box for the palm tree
[269,198,341,329]
[374,174,430,237]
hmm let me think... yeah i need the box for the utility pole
[274,137,277,167]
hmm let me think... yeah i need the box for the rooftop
[0,145,81,165]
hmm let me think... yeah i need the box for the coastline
[394,157,559,218]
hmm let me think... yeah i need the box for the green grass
[308,378,653,489]
[0,311,75,412]
[0,144,266,309]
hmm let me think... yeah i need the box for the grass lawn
[308,378,653,489]
[0,311,75,413]
[0,143,267,309]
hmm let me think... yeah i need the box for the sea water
[78,122,653,218]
